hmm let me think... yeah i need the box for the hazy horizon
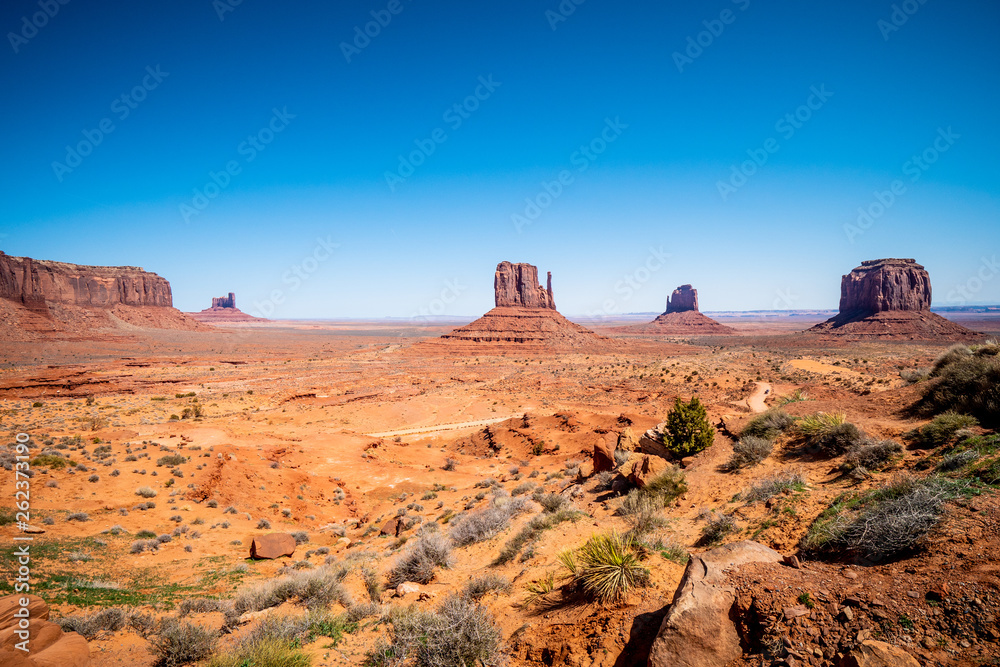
[2,0,998,318]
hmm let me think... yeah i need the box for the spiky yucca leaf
[574,533,649,603]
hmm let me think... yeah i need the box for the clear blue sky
[1,0,998,318]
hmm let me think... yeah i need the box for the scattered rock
[621,453,668,488]
[396,582,420,598]
[836,640,920,667]
[380,517,401,537]
[593,434,616,473]
[249,533,296,559]
[648,540,784,667]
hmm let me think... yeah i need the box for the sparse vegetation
[725,435,773,470]
[699,512,739,546]
[740,409,795,440]
[562,532,650,603]
[135,486,157,498]
[147,619,218,667]
[387,532,454,587]
[463,573,511,600]
[740,470,807,503]
[449,494,531,547]
[914,342,1000,426]
[905,412,979,448]
[797,413,866,454]
[842,440,903,472]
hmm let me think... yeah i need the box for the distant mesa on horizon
[617,284,735,335]
[0,250,206,340]
[807,258,982,340]
[189,291,267,324]
[429,261,608,350]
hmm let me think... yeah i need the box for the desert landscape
[1,252,999,667]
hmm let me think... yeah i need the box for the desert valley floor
[2,313,999,667]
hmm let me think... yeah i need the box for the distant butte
[432,261,607,349]
[190,292,267,323]
[807,258,981,340]
[621,284,735,335]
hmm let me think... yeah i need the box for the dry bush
[843,440,903,472]
[365,595,502,667]
[229,565,352,625]
[740,409,795,440]
[147,619,218,667]
[387,532,454,587]
[55,607,127,640]
[462,573,511,601]
[916,343,1000,426]
[449,494,531,547]
[740,470,807,503]
[699,512,738,546]
[725,436,773,470]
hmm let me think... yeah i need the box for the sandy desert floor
[1,314,998,666]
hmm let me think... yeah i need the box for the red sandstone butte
[190,291,267,323]
[623,284,735,335]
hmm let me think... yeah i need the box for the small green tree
[664,397,715,457]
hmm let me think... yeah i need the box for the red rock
[494,261,554,309]
[809,259,980,340]
[212,292,236,309]
[621,454,668,488]
[620,284,735,335]
[593,434,617,473]
[666,284,699,313]
[249,533,296,559]
[836,640,920,667]
[380,518,401,537]
[191,291,268,323]
[0,595,90,666]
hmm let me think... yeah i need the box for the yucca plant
[796,412,846,436]
[568,532,649,603]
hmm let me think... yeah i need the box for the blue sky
[1,0,998,318]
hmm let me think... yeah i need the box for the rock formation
[622,284,735,335]
[212,292,237,309]
[432,261,608,350]
[249,533,296,559]
[809,259,980,339]
[190,291,266,323]
[0,251,205,340]
[665,284,698,313]
[0,594,92,666]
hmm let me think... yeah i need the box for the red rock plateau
[808,259,981,340]
[621,284,736,335]
[429,261,610,351]
[189,292,267,324]
[0,251,206,341]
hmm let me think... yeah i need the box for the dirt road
[364,415,521,438]
[746,381,772,413]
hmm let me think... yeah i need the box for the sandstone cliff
[494,261,556,310]
[665,284,698,314]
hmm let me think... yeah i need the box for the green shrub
[915,343,1000,426]
[642,466,688,504]
[905,413,979,448]
[157,454,187,467]
[30,454,71,469]
[663,397,715,457]
[564,532,650,603]
[797,414,865,454]
[725,436,773,470]
[740,409,795,440]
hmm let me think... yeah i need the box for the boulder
[621,454,668,488]
[576,460,594,481]
[648,541,784,667]
[249,533,296,559]
[380,518,401,537]
[617,427,639,452]
[593,434,617,473]
[836,640,920,667]
[396,582,420,598]
[0,595,90,667]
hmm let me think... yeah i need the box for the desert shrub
[365,595,502,667]
[136,486,157,498]
[257,518,271,530]
[842,440,903,472]
[905,413,979,448]
[740,470,807,503]
[29,454,71,470]
[230,565,353,622]
[147,619,218,667]
[387,532,454,587]
[290,531,309,545]
[347,601,382,623]
[938,449,980,472]
[915,344,1000,426]
[968,457,1000,486]
[662,397,715,457]
[206,612,349,667]
[55,607,127,640]
[449,495,531,547]
[563,532,649,603]
[533,491,570,514]
[442,458,458,471]
[511,481,536,496]
[699,512,739,545]
[178,598,228,617]
[900,368,931,384]
[725,436,773,470]
[66,512,89,522]
[362,566,383,602]
[802,476,970,561]
[798,415,865,455]
[462,573,511,600]
[615,491,667,538]
[740,409,795,440]
[642,466,688,505]
[492,509,581,566]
